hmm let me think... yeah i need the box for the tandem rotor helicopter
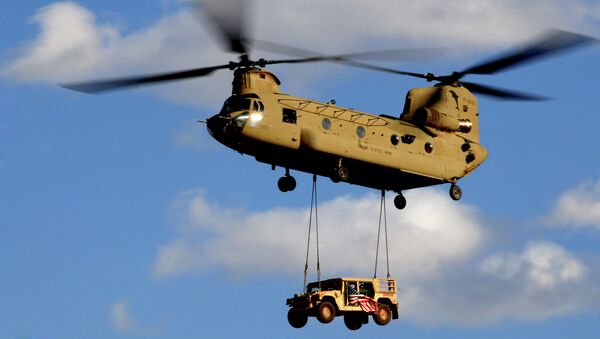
[63,0,596,210]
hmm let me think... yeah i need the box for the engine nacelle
[413,107,472,133]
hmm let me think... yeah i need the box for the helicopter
[63,1,596,210]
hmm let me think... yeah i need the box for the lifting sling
[303,175,321,292]
[374,190,391,278]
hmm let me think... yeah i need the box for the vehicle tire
[373,304,392,326]
[449,184,462,201]
[393,194,406,210]
[287,309,308,328]
[344,314,362,330]
[316,301,335,324]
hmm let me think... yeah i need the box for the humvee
[286,277,399,330]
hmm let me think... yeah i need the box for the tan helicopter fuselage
[206,68,488,193]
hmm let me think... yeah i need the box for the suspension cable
[383,192,390,278]
[303,175,321,292]
[374,190,391,278]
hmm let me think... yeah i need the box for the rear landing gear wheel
[278,175,296,192]
[330,166,349,183]
[344,314,363,330]
[449,184,462,201]
[394,194,407,210]
[338,166,349,181]
[287,309,308,328]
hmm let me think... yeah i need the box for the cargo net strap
[303,175,321,292]
[374,190,391,279]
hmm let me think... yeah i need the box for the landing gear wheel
[338,166,349,181]
[287,309,308,328]
[449,184,462,201]
[316,301,335,324]
[394,194,407,210]
[373,304,392,326]
[344,314,363,330]
[330,166,349,183]
[277,176,296,192]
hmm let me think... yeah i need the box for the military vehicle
[62,0,596,209]
[286,277,398,330]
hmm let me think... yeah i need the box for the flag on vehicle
[348,293,378,313]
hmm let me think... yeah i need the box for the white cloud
[255,0,600,50]
[481,241,585,288]
[153,188,485,280]
[547,178,600,229]
[153,188,600,325]
[109,300,138,333]
[2,1,599,107]
[1,1,230,106]
[402,241,598,325]
[2,2,119,82]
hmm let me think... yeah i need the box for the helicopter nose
[207,115,228,139]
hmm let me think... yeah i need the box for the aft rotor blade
[462,30,597,76]
[62,64,232,93]
[195,0,249,54]
[461,81,548,101]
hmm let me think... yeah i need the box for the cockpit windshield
[220,96,251,115]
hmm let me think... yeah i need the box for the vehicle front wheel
[316,301,335,324]
[344,314,362,330]
[373,304,392,326]
[287,309,308,328]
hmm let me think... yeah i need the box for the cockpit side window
[282,108,297,124]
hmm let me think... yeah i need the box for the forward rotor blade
[250,39,439,79]
[461,81,548,101]
[250,38,446,61]
[263,56,429,79]
[62,64,231,93]
[462,30,597,76]
[195,0,249,54]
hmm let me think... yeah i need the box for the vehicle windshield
[306,279,341,293]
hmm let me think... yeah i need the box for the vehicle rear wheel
[316,301,335,324]
[373,304,392,326]
[344,314,362,330]
[287,309,308,328]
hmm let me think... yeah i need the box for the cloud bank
[153,188,600,325]
[2,1,600,106]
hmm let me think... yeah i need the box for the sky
[2,0,600,338]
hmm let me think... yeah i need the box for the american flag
[348,284,378,313]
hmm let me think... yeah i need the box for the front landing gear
[393,193,406,210]
[449,183,462,201]
[278,168,296,192]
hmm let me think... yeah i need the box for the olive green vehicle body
[207,68,488,193]
[286,277,399,319]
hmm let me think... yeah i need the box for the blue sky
[2,1,600,338]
